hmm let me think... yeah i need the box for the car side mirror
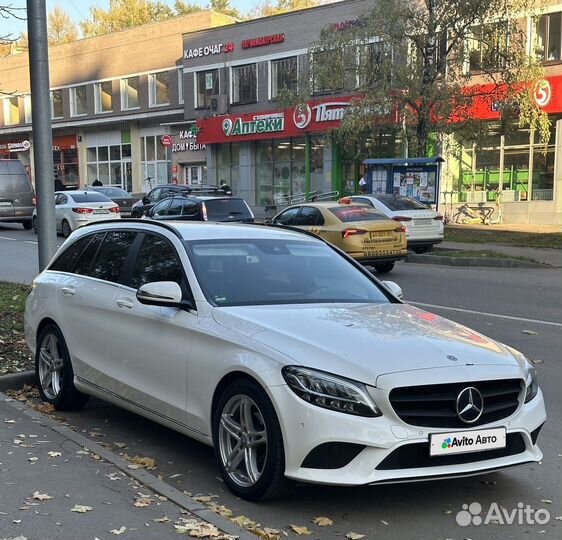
[142,196,149,204]
[137,281,183,308]
[381,280,403,299]
[264,218,273,225]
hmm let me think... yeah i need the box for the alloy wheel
[38,332,64,400]
[218,394,268,488]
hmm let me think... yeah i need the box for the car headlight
[282,366,381,417]
[524,361,539,403]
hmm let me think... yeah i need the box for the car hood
[212,303,520,384]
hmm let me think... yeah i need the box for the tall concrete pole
[27,0,57,271]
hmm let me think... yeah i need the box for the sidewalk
[0,392,253,540]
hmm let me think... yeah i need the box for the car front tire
[35,324,89,411]
[374,262,395,273]
[212,379,294,501]
[22,220,32,230]
[32,216,38,234]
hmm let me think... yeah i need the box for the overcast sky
[0,0,258,40]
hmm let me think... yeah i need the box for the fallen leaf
[194,495,212,503]
[31,491,53,501]
[110,526,127,535]
[259,528,281,540]
[541,499,552,504]
[190,522,220,538]
[123,454,157,470]
[153,515,171,523]
[47,451,62,458]
[114,442,128,448]
[231,515,256,528]
[70,504,93,513]
[34,403,55,414]
[522,330,538,335]
[345,533,365,540]
[28,457,38,463]
[134,497,154,508]
[312,516,333,526]
[290,524,313,535]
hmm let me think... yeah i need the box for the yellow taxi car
[270,201,407,273]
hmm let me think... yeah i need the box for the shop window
[122,76,140,110]
[3,96,20,125]
[468,22,509,72]
[70,85,88,116]
[51,90,64,119]
[231,64,257,104]
[53,147,79,189]
[271,57,297,99]
[149,71,170,107]
[196,69,218,108]
[312,49,343,94]
[94,81,113,114]
[359,42,391,87]
[310,137,327,193]
[141,135,171,188]
[532,12,562,62]
[87,144,132,188]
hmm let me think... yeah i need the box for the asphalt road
[1,223,561,539]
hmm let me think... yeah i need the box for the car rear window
[204,199,253,221]
[377,195,429,210]
[329,206,388,223]
[70,193,111,203]
[95,188,130,198]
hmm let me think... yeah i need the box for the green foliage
[297,0,550,158]
[249,0,319,17]
[175,0,205,15]
[208,0,240,19]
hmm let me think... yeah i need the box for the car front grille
[389,379,523,428]
[376,432,526,470]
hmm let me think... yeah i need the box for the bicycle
[452,203,494,224]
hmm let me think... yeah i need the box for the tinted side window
[153,199,171,216]
[129,234,183,289]
[352,197,374,207]
[296,207,324,226]
[168,198,183,216]
[74,233,106,276]
[89,231,138,283]
[182,200,199,217]
[274,207,299,225]
[147,188,161,203]
[49,235,96,272]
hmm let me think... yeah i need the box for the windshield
[95,187,131,198]
[376,195,429,211]
[330,206,388,223]
[185,239,391,306]
[204,198,253,221]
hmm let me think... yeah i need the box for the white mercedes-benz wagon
[24,220,545,500]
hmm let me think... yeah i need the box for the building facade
[0,11,234,193]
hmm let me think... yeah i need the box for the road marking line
[0,236,17,241]
[410,302,562,328]
[25,241,38,244]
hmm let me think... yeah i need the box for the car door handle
[61,286,75,296]
[116,298,134,309]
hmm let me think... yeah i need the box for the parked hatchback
[24,221,545,501]
[32,190,120,237]
[0,159,35,229]
[145,195,254,223]
[270,201,406,273]
[347,194,443,253]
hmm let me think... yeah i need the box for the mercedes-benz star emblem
[456,387,484,424]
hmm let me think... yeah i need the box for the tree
[0,4,26,56]
[48,6,79,45]
[175,0,204,16]
[81,0,175,37]
[208,0,240,19]
[288,0,549,158]
[250,0,319,17]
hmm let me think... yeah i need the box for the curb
[0,389,257,540]
[405,253,550,269]
[0,369,35,391]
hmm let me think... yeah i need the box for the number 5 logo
[533,80,552,108]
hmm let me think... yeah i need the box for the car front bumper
[268,384,545,486]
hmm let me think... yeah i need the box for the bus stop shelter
[363,157,444,209]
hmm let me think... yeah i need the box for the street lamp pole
[27,0,57,271]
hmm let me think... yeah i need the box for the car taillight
[394,225,406,233]
[32,197,36,206]
[338,196,352,204]
[433,215,443,221]
[201,204,208,221]
[109,206,120,213]
[392,216,412,222]
[342,228,367,239]
[72,207,94,214]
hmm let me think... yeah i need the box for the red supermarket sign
[241,33,284,49]
[196,96,390,143]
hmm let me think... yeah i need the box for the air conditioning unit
[210,94,228,115]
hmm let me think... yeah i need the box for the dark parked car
[91,186,140,217]
[145,195,254,223]
[131,184,221,217]
[0,159,35,229]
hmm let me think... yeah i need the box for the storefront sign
[161,135,172,147]
[222,113,285,137]
[197,96,359,144]
[335,19,363,30]
[241,33,285,49]
[183,42,234,60]
[0,140,31,152]
[534,80,552,108]
[172,126,206,153]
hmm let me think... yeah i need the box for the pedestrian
[219,179,232,196]
[54,173,65,192]
[359,174,368,193]
[92,178,102,186]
